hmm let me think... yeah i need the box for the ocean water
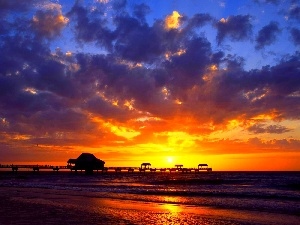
[0,171,299,224]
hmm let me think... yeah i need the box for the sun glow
[166,156,173,163]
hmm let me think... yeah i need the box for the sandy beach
[0,185,299,225]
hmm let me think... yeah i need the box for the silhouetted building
[67,153,105,174]
[140,162,151,170]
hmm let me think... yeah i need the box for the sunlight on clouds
[209,64,218,71]
[1,117,9,127]
[69,63,80,73]
[175,99,182,105]
[165,11,182,30]
[155,131,197,149]
[288,91,300,97]
[227,119,242,130]
[24,87,38,95]
[161,87,170,100]
[65,51,72,56]
[165,49,186,61]
[112,100,118,106]
[96,91,122,108]
[118,59,143,69]
[124,99,135,110]
[219,18,228,23]
[135,142,176,156]
[107,124,140,140]
[90,116,140,140]
[12,134,31,141]
[209,125,247,141]
[251,112,278,121]
[135,116,161,122]
[243,88,268,103]
[32,3,69,38]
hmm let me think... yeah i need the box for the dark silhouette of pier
[0,153,212,174]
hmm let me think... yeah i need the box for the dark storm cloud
[247,124,291,134]
[113,15,165,62]
[183,51,300,125]
[65,2,299,125]
[0,0,41,13]
[133,3,150,21]
[85,95,135,122]
[291,28,300,45]
[255,21,280,49]
[185,13,212,30]
[67,3,114,50]
[288,5,300,21]
[166,36,212,78]
[68,3,212,63]
[215,15,252,44]
[112,0,127,10]
[32,59,77,98]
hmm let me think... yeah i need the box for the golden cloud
[165,11,182,30]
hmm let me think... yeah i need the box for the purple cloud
[215,15,252,44]
[247,124,291,134]
[255,21,280,49]
[291,28,300,45]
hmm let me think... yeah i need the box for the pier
[0,164,68,172]
[0,153,212,174]
[0,164,212,173]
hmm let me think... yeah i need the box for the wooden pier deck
[0,164,212,173]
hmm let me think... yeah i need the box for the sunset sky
[0,0,299,170]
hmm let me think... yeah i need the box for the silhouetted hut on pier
[67,153,105,174]
[140,163,151,172]
[140,163,151,169]
[198,163,212,172]
[175,164,183,170]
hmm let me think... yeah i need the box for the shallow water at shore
[0,171,299,224]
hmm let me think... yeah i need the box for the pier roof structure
[67,153,105,174]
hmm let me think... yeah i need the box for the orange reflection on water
[160,196,182,212]
[161,203,182,214]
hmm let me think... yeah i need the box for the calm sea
[0,171,299,224]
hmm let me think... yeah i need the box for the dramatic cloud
[0,0,41,13]
[288,5,300,21]
[216,15,252,44]
[133,3,151,21]
[255,21,280,49]
[291,28,300,45]
[0,0,299,169]
[67,3,113,49]
[32,3,69,39]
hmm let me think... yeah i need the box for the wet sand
[0,187,299,225]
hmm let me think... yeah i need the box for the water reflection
[160,196,182,213]
[161,203,182,213]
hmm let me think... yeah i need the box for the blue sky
[51,0,298,70]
